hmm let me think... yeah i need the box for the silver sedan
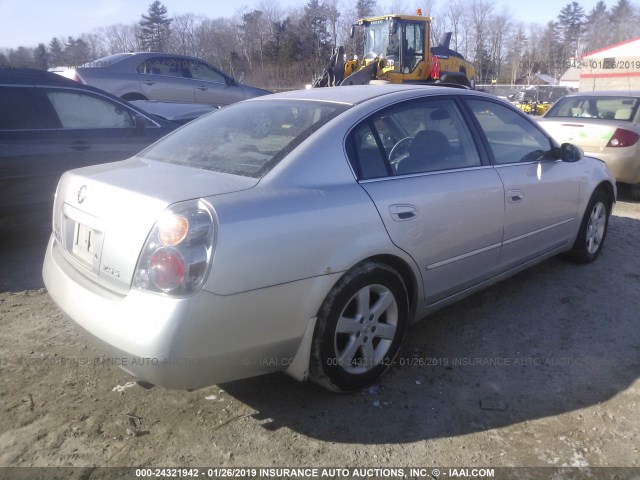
[52,52,270,105]
[43,85,616,392]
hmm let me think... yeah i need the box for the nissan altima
[43,85,616,392]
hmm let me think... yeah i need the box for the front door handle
[507,189,524,203]
[389,204,418,221]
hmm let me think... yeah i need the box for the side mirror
[560,142,583,162]
[390,19,398,35]
[349,26,355,38]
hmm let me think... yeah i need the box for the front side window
[348,98,481,179]
[141,100,348,178]
[466,99,554,164]
[187,61,226,83]
[364,20,391,59]
[46,91,135,129]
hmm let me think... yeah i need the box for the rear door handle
[507,189,524,203]
[143,81,156,86]
[196,86,208,91]
[389,204,418,221]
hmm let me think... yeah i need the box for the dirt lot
[1,194,639,476]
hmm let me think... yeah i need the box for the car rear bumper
[43,235,339,389]
[586,147,640,184]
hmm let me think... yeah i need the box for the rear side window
[46,90,135,129]
[0,87,59,129]
[546,96,639,121]
[137,57,188,77]
[466,99,554,164]
[348,98,481,179]
[141,100,348,178]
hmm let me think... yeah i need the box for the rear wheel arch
[309,258,413,391]
[366,254,419,317]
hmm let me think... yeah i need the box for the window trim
[345,95,487,181]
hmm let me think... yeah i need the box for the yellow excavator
[313,10,476,89]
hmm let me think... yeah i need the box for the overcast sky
[0,0,605,49]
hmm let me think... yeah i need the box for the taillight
[149,248,186,291]
[606,128,639,148]
[133,200,215,295]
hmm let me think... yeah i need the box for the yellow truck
[313,10,476,88]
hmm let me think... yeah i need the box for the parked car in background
[44,85,616,393]
[50,53,271,106]
[538,91,640,199]
[130,100,219,125]
[0,68,181,227]
[509,85,575,116]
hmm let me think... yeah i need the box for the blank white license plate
[72,222,97,264]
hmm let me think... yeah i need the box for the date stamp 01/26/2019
[563,59,640,70]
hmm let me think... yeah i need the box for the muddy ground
[1,194,639,477]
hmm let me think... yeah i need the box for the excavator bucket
[340,62,378,86]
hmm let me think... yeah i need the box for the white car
[538,90,640,199]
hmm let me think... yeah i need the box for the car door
[137,56,195,102]
[464,98,580,271]
[351,97,505,305]
[0,86,65,218]
[186,60,244,106]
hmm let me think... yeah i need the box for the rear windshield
[81,54,131,68]
[141,99,348,178]
[546,96,640,121]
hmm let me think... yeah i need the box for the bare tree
[170,13,204,56]
[469,0,493,82]
[487,13,511,81]
[103,24,139,54]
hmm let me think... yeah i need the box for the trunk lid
[538,118,625,153]
[53,157,258,294]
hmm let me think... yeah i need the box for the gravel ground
[0,194,639,477]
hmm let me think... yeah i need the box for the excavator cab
[359,17,426,74]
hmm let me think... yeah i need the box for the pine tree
[610,0,637,43]
[585,1,610,52]
[557,2,585,57]
[138,1,172,52]
[49,37,64,67]
[34,43,49,70]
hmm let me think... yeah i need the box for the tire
[629,183,640,201]
[568,189,611,264]
[309,261,409,392]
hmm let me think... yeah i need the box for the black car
[0,68,179,227]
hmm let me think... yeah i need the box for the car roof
[0,67,81,87]
[250,84,480,106]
